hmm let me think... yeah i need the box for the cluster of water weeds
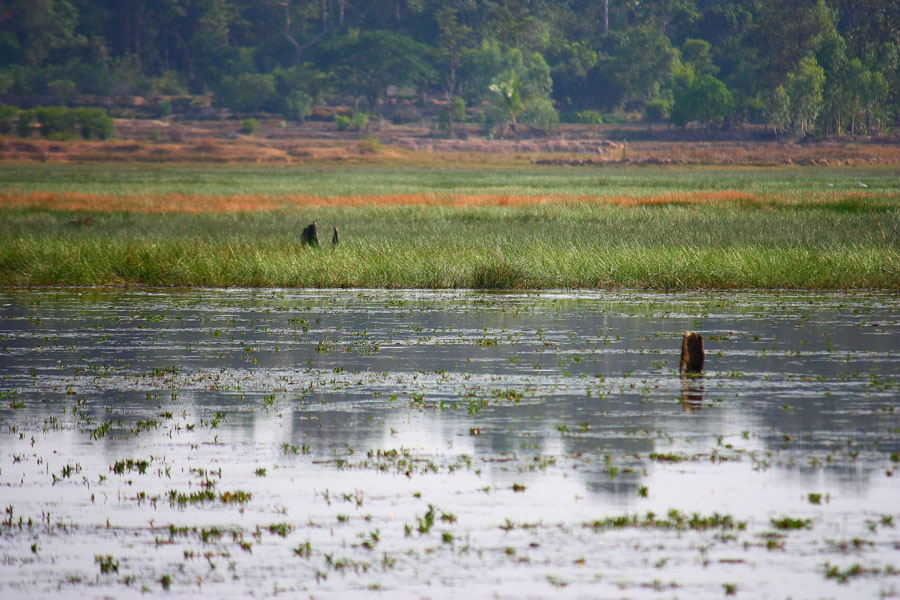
[0,289,898,598]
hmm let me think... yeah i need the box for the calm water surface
[0,289,898,599]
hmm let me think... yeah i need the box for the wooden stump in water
[332,226,339,246]
[679,331,705,374]
[301,222,319,246]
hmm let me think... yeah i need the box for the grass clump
[471,258,527,289]
[95,554,119,575]
[771,516,813,530]
[823,562,886,583]
[585,510,746,532]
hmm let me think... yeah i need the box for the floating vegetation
[771,517,813,531]
[95,555,119,575]
[267,523,293,537]
[0,288,898,598]
[822,562,892,584]
[111,458,151,475]
[585,510,747,532]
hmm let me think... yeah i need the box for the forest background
[1,0,898,139]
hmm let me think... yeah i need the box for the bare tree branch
[278,1,330,65]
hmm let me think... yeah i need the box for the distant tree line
[1,0,897,137]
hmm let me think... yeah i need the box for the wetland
[1,288,898,598]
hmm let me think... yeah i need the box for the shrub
[438,97,466,137]
[8,106,114,140]
[0,105,19,134]
[451,97,466,122]
[218,73,278,114]
[34,106,78,139]
[644,99,671,122]
[671,74,734,127]
[74,108,115,139]
[47,79,77,105]
[561,110,604,124]
[280,90,313,122]
[157,99,173,117]
[351,112,369,131]
[16,109,35,137]
[522,97,559,132]
[240,118,258,134]
[358,135,383,153]
[438,109,452,136]
[151,70,186,96]
[334,114,352,131]
[335,113,368,131]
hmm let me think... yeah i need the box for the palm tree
[488,74,527,140]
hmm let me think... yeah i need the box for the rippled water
[1,289,898,599]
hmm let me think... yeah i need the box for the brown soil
[2,119,899,166]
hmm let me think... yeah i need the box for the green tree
[273,64,332,104]
[817,32,852,135]
[859,68,889,135]
[47,78,77,104]
[546,40,600,112]
[434,4,471,100]
[749,0,831,91]
[0,0,80,66]
[607,25,678,107]
[463,41,553,107]
[281,90,312,121]
[74,107,114,139]
[486,55,558,138]
[670,74,734,127]
[522,96,559,132]
[784,55,825,135]
[680,38,718,76]
[764,85,792,139]
[217,72,278,113]
[325,30,434,112]
[488,73,526,139]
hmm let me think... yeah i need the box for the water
[1,289,898,599]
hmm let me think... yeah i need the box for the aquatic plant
[95,554,119,574]
[771,516,812,530]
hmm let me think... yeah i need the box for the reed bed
[1,163,898,289]
[2,162,896,199]
[1,201,898,289]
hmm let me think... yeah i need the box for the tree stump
[301,222,319,246]
[679,331,705,374]
[332,226,339,246]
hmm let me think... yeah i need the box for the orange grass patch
[0,191,284,213]
[0,189,888,213]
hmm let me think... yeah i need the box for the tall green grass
[2,201,898,289]
[1,162,897,197]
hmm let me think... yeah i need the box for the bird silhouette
[858,182,868,188]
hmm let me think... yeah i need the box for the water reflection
[3,289,897,492]
[680,375,705,411]
[1,289,898,598]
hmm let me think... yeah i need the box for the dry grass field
[2,118,900,167]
